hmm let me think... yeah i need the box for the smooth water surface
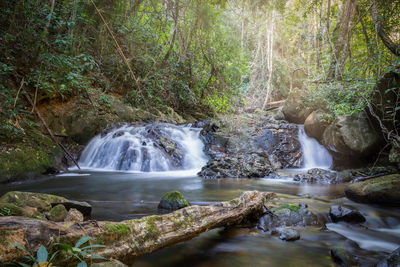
[1,171,399,266]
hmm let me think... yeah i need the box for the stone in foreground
[345,174,400,205]
[158,190,190,211]
[329,205,366,223]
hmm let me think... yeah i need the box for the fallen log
[0,191,275,264]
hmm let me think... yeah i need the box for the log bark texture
[0,191,275,264]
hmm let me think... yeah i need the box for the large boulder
[282,92,312,124]
[322,112,382,159]
[304,110,327,141]
[345,174,400,205]
[0,191,91,216]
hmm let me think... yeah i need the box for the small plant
[9,236,105,267]
[10,243,58,267]
[55,236,106,267]
[0,207,13,216]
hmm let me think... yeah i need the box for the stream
[1,123,399,266]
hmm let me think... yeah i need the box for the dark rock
[272,227,300,241]
[377,247,400,267]
[112,131,125,138]
[304,110,327,141]
[158,191,190,211]
[198,114,303,179]
[329,205,366,223]
[294,168,338,184]
[330,246,357,266]
[258,203,319,231]
[48,204,67,222]
[345,174,400,205]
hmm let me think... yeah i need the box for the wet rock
[330,246,357,266]
[329,206,366,223]
[145,124,185,168]
[345,174,400,205]
[198,114,303,178]
[322,113,382,159]
[258,203,319,230]
[48,204,67,222]
[304,110,327,141]
[294,168,338,184]
[65,208,84,222]
[112,131,125,138]
[272,227,300,241]
[158,191,190,211]
[0,191,92,216]
[377,247,400,267]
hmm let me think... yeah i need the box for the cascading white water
[298,125,332,169]
[78,123,208,172]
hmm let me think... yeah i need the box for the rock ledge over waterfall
[198,112,303,178]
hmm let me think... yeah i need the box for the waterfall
[78,123,208,172]
[298,125,332,169]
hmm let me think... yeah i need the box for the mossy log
[0,191,275,264]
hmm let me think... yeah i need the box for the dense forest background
[0,0,399,148]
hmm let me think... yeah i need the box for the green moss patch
[274,203,300,213]
[103,223,131,235]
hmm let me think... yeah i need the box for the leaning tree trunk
[0,191,275,264]
[370,0,400,56]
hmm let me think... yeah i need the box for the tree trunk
[370,0,400,56]
[0,191,276,264]
[327,0,357,80]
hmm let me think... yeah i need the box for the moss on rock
[158,191,190,211]
[48,204,67,222]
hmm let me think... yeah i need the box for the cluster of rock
[258,203,319,241]
[198,113,302,178]
[0,191,90,223]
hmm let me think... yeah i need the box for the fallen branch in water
[0,191,275,264]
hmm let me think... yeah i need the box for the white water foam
[76,124,208,173]
[298,125,332,169]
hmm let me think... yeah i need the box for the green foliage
[205,94,232,113]
[55,236,106,266]
[0,207,13,216]
[10,243,58,267]
[304,80,375,119]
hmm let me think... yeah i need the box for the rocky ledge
[198,112,302,178]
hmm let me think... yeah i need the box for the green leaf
[54,243,73,252]
[11,243,28,253]
[48,251,59,263]
[81,244,105,250]
[16,262,31,267]
[77,261,87,267]
[36,246,48,262]
[75,236,91,248]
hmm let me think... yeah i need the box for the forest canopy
[0,0,399,117]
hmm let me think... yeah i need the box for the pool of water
[1,170,399,266]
